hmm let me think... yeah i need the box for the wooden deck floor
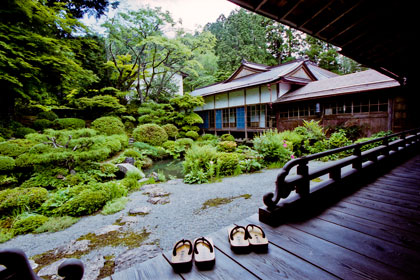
[108,154,420,280]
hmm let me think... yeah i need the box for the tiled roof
[276,69,399,103]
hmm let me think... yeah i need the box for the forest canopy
[0,1,363,122]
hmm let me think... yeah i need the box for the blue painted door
[236,107,245,129]
[216,110,222,129]
[201,112,209,129]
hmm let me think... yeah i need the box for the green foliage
[54,118,86,130]
[200,134,218,141]
[75,95,126,118]
[133,124,168,146]
[183,169,208,184]
[14,127,37,138]
[239,158,263,173]
[37,111,58,121]
[12,213,48,235]
[185,131,199,140]
[216,152,241,176]
[91,116,125,135]
[354,131,394,152]
[33,119,53,130]
[253,130,293,164]
[57,188,109,216]
[217,141,237,152]
[0,156,15,172]
[183,144,218,175]
[34,216,80,233]
[162,124,178,139]
[294,120,327,142]
[102,197,128,215]
[0,187,49,217]
[0,141,32,157]
[133,142,167,160]
[220,134,235,141]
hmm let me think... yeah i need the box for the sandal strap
[172,239,192,256]
[194,237,214,254]
[246,224,266,238]
[229,225,248,240]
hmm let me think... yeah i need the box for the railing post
[296,159,309,196]
[382,137,389,157]
[352,145,362,170]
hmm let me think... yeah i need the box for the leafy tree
[0,0,97,120]
[46,0,119,19]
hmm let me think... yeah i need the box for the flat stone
[147,197,170,205]
[55,239,91,255]
[82,255,106,280]
[94,225,122,236]
[141,184,158,191]
[138,178,149,184]
[166,179,182,185]
[128,206,151,216]
[119,216,139,224]
[146,187,170,198]
[37,258,66,279]
[114,245,161,273]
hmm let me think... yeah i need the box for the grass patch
[34,216,80,233]
[101,197,129,215]
[198,194,252,212]
[98,255,115,279]
[0,228,14,243]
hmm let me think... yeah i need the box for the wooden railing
[260,127,420,224]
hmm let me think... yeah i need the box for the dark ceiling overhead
[228,0,416,86]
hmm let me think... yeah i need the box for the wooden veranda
[108,131,420,280]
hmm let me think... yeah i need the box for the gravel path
[0,161,328,278]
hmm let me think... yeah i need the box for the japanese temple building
[191,58,411,139]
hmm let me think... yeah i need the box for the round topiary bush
[132,124,168,146]
[54,118,85,129]
[33,119,53,130]
[162,124,179,139]
[58,189,109,216]
[216,152,240,176]
[0,156,15,172]
[217,141,237,152]
[185,131,199,140]
[14,127,37,138]
[13,214,48,235]
[0,187,49,216]
[220,134,235,141]
[37,111,58,121]
[91,116,125,135]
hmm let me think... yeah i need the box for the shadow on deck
[109,152,420,280]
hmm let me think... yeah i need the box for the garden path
[0,161,328,279]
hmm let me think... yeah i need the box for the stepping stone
[147,197,170,205]
[94,225,122,236]
[128,206,151,216]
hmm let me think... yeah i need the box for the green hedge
[91,116,125,135]
[133,124,168,146]
[54,118,85,129]
[0,156,15,172]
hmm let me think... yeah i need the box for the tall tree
[0,0,97,120]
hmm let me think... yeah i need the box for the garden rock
[94,225,121,236]
[138,178,149,184]
[82,255,106,280]
[128,206,151,216]
[147,187,169,198]
[147,196,170,205]
[166,179,182,185]
[124,157,135,165]
[55,239,91,255]
[119,216,139,225]
[114,245,161,273]
[37,259,67,279]
[116,163,145,178]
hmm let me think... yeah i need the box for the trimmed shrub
[14,127,37,138]
[58,189,109,216]
[54,118,85,129]
[0,187,49,216]
[162,124,178,139]
[0,142,28,157]
[13,214,48,235]
[37,111,58,121]
[201,134,218,141]
[220,134,235,141]
[217,141,237,152]
[34,119,53,131]
[216,152,240,176]
[0,156,15,172]
[183,144,218,176]
[253,130,293,164]
[132,124,168,146]
[91,116,125,135]
[185,131,199,140]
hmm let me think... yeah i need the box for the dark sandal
[170,239,193,272]
[228,225,250,253]
[194,237,215,270]
[246,224,268,252]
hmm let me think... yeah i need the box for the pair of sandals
[170,237,215,272]
[228,224,269,253]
